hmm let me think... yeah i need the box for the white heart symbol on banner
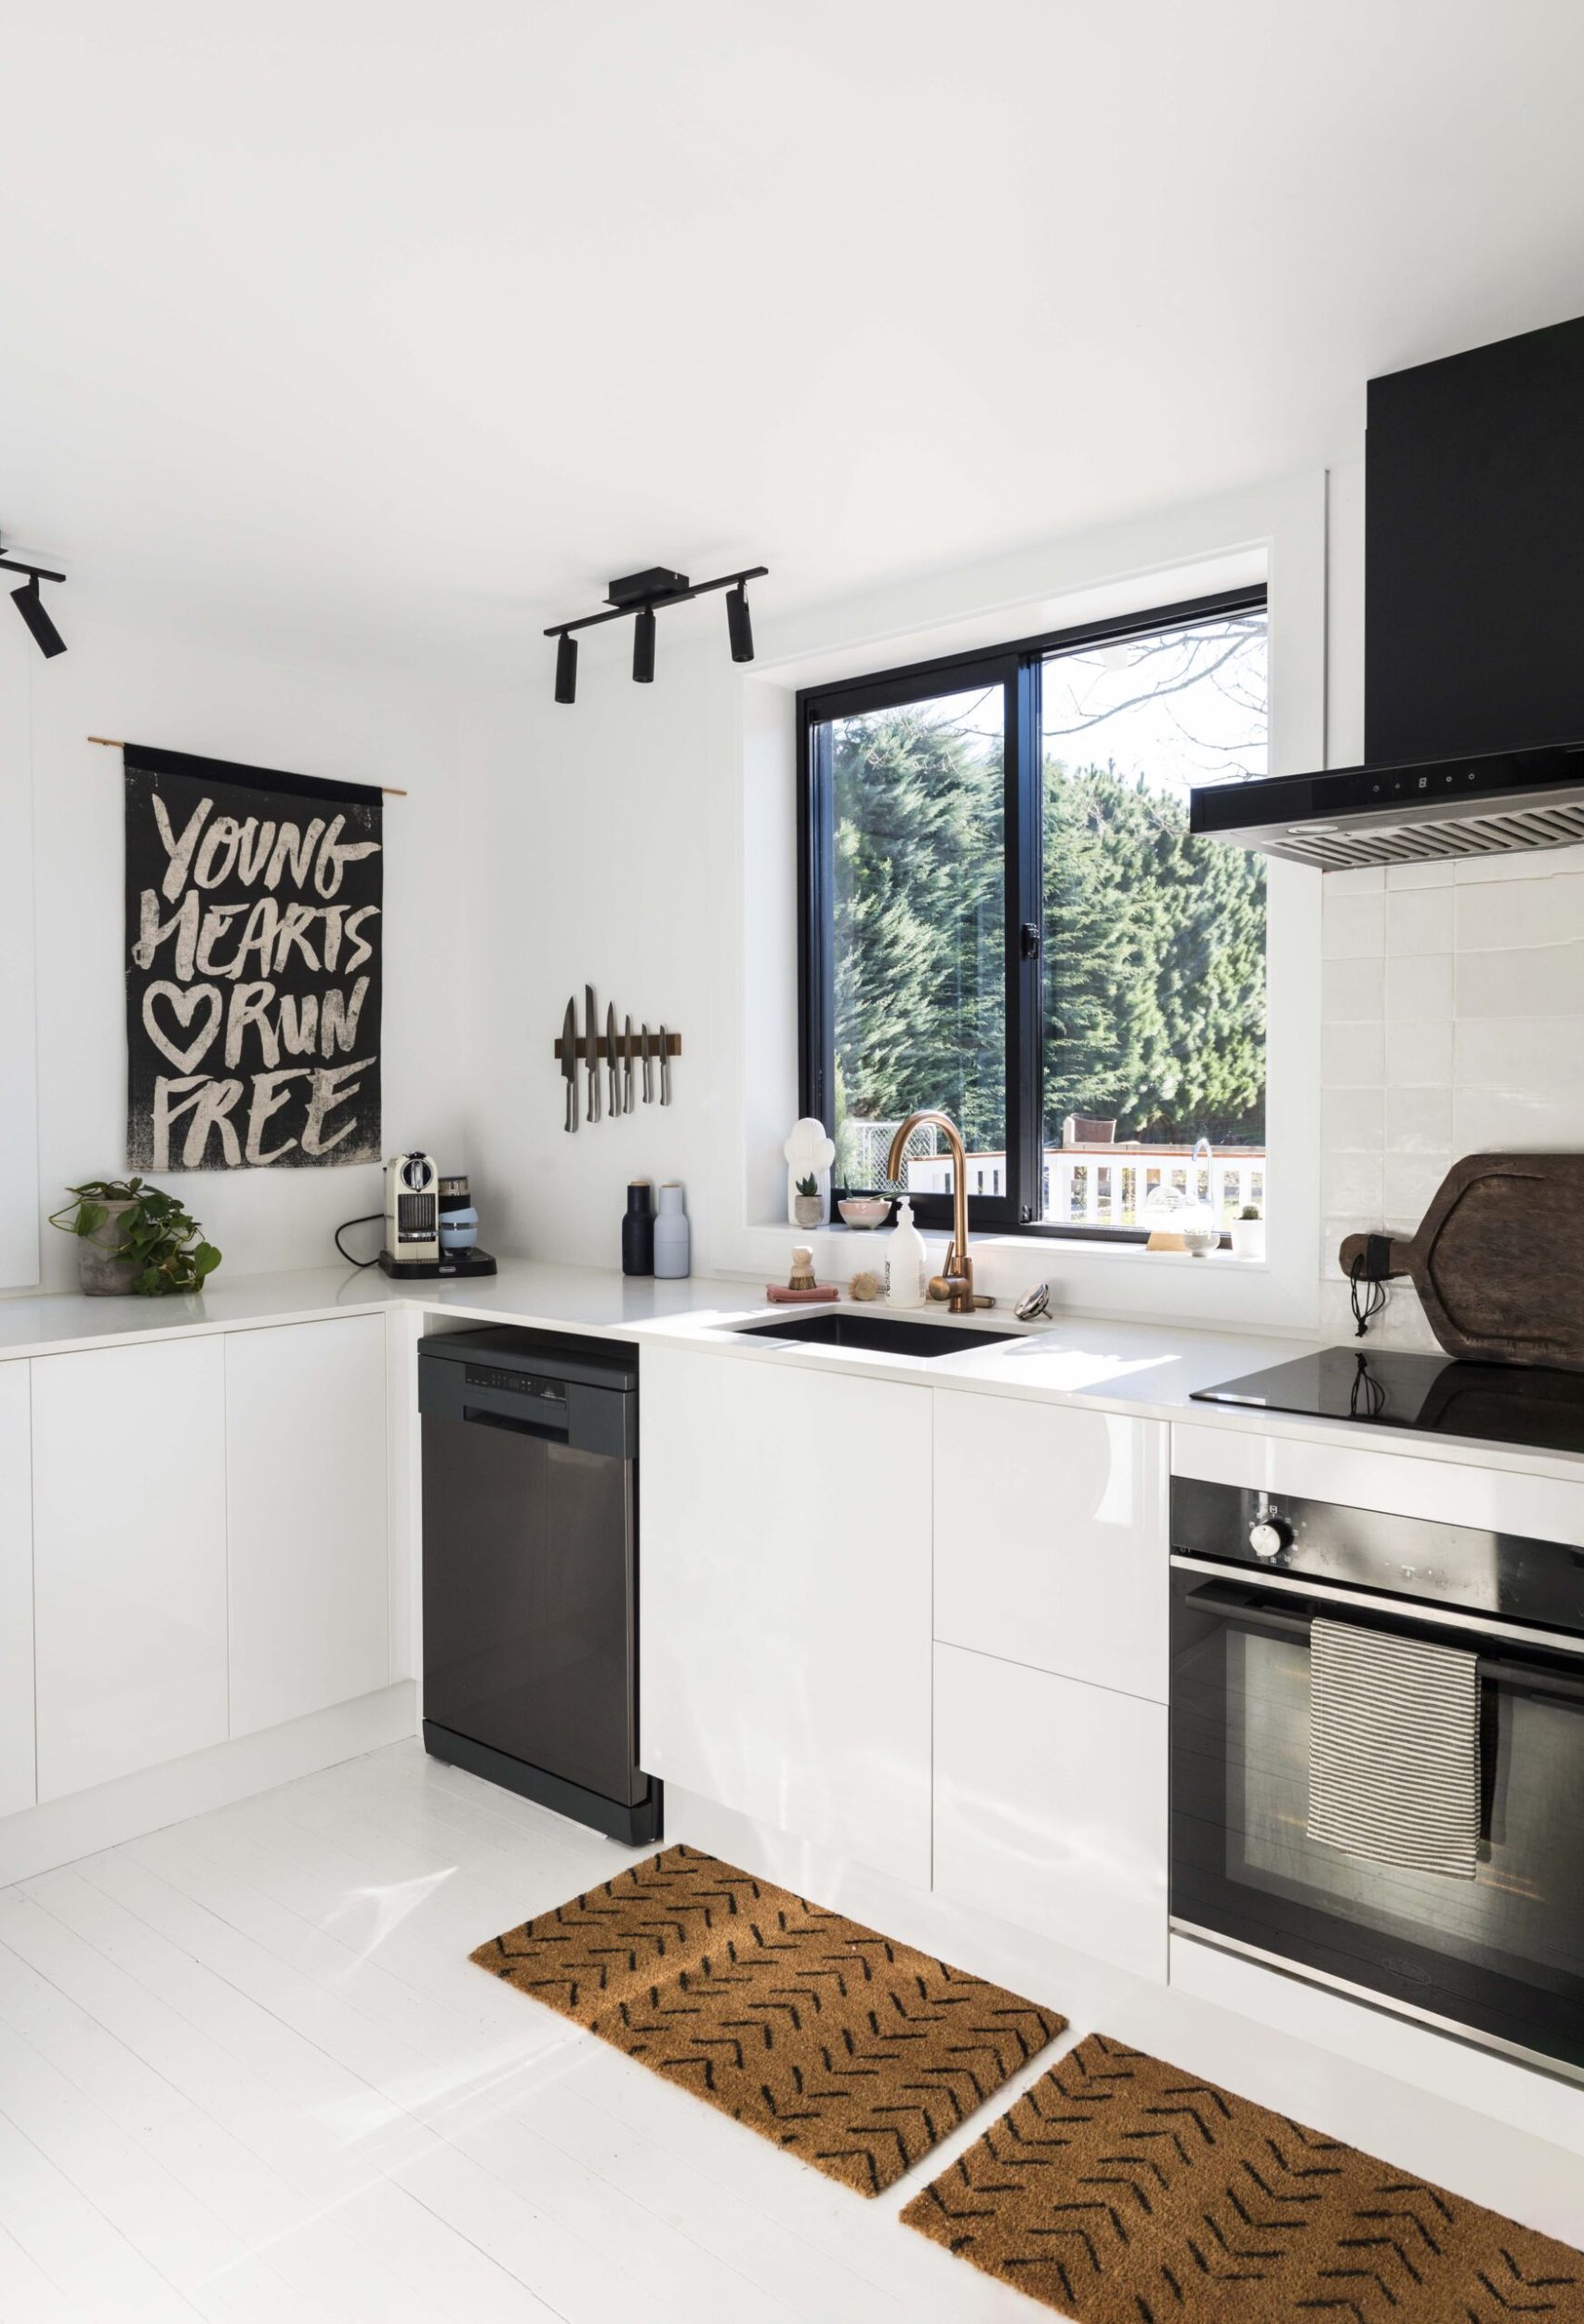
[141,981,222,1072]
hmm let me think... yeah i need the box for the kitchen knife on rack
[561,997,578,1132]
[659,1023,672,1106]
[585,984,601,1123]
[606,1002,621,1116]
[640,1023,654,1103]
[623,1015,635,1114]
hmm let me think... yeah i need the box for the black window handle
[1019,921,1040,960]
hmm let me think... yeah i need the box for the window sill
[761,1220,1270,1274]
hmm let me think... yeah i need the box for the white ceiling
[6,1,1584,686]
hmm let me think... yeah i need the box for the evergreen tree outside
[825,610,1267,1199]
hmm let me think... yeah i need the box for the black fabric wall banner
[124,744,383,1171]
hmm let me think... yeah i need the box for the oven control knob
[1249,1513,1290,1562]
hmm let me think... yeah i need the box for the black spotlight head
[12,574,65,658]
[632,604,656,684]
[726,581,754,665]
[554,631,577,705]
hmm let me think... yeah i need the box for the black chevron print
[902,2033,1584,2320]
[470,1842,1064,2196]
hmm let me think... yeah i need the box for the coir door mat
[470,1842,1064,2197]
[902,2031,1584,2320]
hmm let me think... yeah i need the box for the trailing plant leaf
[48,1178,222,1297]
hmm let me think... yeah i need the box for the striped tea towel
[1307,1617,1481,1879]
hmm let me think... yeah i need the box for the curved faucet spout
[884,1109,981,1314]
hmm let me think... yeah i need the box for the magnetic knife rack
[553,1031,682,1063]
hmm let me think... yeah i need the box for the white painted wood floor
[1,1739,1581,2324]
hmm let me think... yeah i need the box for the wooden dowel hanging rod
[86,736,407,797]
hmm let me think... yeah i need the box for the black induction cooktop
[1192,1346,1584,1459]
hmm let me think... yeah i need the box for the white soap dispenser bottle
[885,1197,927,1310]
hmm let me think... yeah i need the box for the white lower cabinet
[0,1362,33,1816]
[226,1314,389,1736]
[934,1391,1168,1701]
[33,1337,229,1801]
[640,1343,933,1888]
[932,1640,1168,1980]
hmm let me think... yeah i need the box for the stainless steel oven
[1169,1475,1584,2078]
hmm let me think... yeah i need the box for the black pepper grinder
[622,1180,654,1276]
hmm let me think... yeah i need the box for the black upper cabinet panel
[1366,313,1584,763]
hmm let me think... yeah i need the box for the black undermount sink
[739,1311,1020,1359]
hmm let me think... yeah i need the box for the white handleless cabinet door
[226,1315,389,1736]
[640,1343,933,1889]
[0,1361,33,1816]
[933,1642,1168,1980]
[933,1391,1168,1701]
[33,1337,228,1801]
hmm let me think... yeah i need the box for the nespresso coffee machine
[377,1155,497,1279]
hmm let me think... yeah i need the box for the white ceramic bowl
[838,1197,892,1231]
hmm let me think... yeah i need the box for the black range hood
[1194,314,1584,870]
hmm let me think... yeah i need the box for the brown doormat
[903,2031,1584,2320]
[470,1842,1064,2197]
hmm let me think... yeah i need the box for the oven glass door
[1170,1566,1584,2073]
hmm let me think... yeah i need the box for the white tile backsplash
[1322,891,1387,958]
[1322,955,1384,1022]
[1321,1020,1383,1088]
[1386,1083,1453,1154]
[1384,1015,1453,1086]
[1319,844,1584,1350]
[1384,886,1454,956]
[1455,871,1584,952]
[1454,1015,1584,1091]
[1385,951,1453,1021]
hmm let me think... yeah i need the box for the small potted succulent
[793,1172,824,1228]
[1231,1202,1265,1261]
[49,1177,222,1297]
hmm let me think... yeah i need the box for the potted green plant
[1231,1202,1265,1261]
[49,1178,222,1297]
[793,1172,823,1228]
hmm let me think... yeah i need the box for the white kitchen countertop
[4,1255,1582,1484]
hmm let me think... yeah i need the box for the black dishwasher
[418,1326,660,1843]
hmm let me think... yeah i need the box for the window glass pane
[1041,609,1268,1232]
[826,684,1005,1194]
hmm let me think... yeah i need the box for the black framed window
[798,588,1269,1239]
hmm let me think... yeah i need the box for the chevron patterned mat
[902,2031,1584,2320]
[470,1842,1065,2196]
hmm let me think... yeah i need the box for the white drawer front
[932,1641,1168,1981]
[934,1391,1168,1700]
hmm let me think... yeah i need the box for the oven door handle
[1179,1576,1584,1705]
[1172,1553,1584,1660]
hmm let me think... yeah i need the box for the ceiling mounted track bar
[544,565,768,640]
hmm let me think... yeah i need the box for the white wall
[6,598,472,1296]
[462,472,1328,1335]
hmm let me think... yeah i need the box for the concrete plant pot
[77,1200,141,1294]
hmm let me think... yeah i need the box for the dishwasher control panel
[464,1362,565,1404]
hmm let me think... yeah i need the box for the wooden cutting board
[1339,1153,1584,1370]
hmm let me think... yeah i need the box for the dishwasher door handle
[460,1401,570,1445]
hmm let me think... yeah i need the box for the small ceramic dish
[838,1196,892,1230]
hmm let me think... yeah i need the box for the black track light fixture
[0,537,68,658]
[546,561,767,704]
[631,604,656,685]
[726,580,754,665]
